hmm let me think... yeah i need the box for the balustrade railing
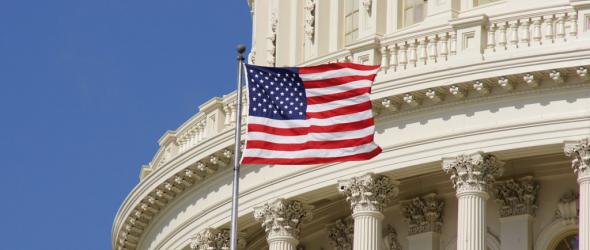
[486,11,578,53]
[381,30,457,73]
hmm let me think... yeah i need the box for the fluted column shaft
[580,173,590,250]
[352,211,384,250]
[443,152,503,250]
[456,191,488,250]
[338,173,399,250]
[268,236,298,250]
[565,138,590,250]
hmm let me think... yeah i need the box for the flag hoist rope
[230,44,246,250]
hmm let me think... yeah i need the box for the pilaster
[338,173,400,250]
[189,228,246,250]
[494,176,539,250]
[443,152,504,250]
[564,138,590,250]
[327,217,354,250]
[401,193,444,250]
[254,199,313,250]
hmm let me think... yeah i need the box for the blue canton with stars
[245,64,307,120]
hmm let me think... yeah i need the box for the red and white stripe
[241,63,382,165]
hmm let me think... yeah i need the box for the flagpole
[230,44,246,250]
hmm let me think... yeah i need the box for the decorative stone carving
[442,152,504,193]
[425,89,443,102]
[523,73,538,87]
[403,93,420,107]
[401,193,444,235]
[327,217,353,250]
[473,80,490,95]
[382,224,402,250]
[266,12,278,66]
[549,70,565,84]
[362,0,372,12]
[338,173,400,212]
[564,138,590,178]
[381,98,399,112]
[577,66,588,79]
[304,0,315,41]
[493,176,540,217]
[448,85,465,98]
[555,191,578,225]
[498,76,513,90]
[254,199,313,239]
[189,228,246,250]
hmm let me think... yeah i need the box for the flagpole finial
[237,44,246,61]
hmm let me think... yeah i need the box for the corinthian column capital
[338,173,400,213]
[254,199,313,240]
[442,152,504,194]
[190,228,246,250]
[493,176,539,217]
[564,138,590,180]
[401,193,445,235]
[326,217,354,250]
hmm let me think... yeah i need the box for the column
[338,173,400,250]
[493,176,539,250]
[565,138,590,250]
[190,228,246,250]
[254,198,313,250]
[401,193,444,250]
[442,152,504,250]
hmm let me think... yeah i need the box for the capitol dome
[113,0,590,249]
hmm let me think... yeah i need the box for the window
[403,0,427,27]
[554,233,578,250]
[344,0,359,45]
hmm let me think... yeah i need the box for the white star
[280,101,284,104]
[257,93,261,96]
[249,69,253,73]
[254,74,259,78]
[286,97,289,101]
[290,102,294,105]
[273,110,278,114]
[290,93,294,96]
[263,108,267,112]
[270,82,274,85]
[253,97,257,101]
[253,107,257,111]
[257,103,262,107]
[270,91,274,94]
[284,105,288,109]
[280,92,284,96]
[299,112,303,115]
[299,93,303,96]
[289,111,293,114]
[295,107,299,110]
[262,99,267,102]
[300,103,304,106]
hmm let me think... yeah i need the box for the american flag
[240,63,382,165]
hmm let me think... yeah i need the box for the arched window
[402,0,428,27]
[553,232,579,250]
[344,0,359,45]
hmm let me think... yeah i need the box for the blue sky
[0,1,251,249]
